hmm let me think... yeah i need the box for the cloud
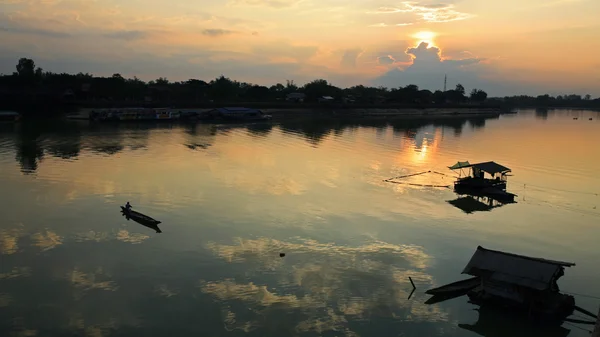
[252,42,319,63]
[202,28,236,37]
[368,1,473,23]
[340,48,363,68]
[0,0,24,3]
[198,237,452,336]
[378,55,396,65]
[69,268,118,292]
[31,231,63,251]
[373,42,526,95]
[102,30,148,41]
[369,22,414,27]
[0,26,71,37]
[0,267,31,280]
[1,227,23,255]
[231,0,302,8]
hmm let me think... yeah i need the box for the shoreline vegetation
[65,107,507,121]
[2,57,599,119]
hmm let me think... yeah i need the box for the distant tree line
[1,57,599,113]
[490,94,600,108]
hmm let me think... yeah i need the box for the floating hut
[463,246,576,321]
[449,161,516,202]
[426,246,577,322]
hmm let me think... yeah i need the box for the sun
[412,31,437,47]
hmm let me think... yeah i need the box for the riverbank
[66,107,506,121]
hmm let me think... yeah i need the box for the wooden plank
[593,306,600,337]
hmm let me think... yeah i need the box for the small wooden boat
[426,276,480,296]
[120,206,161,225]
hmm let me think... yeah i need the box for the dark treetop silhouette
[1,57,599,115]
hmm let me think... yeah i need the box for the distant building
[318,96,334,103]
[286,92,305,102]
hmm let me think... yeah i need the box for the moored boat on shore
[89,107,181,121]
[0,111,21,122]
[197,107,272,123]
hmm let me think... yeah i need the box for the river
[0,109,599,337]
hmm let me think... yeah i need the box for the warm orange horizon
[1,0,599,96]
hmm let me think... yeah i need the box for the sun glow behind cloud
[412,31,437,47]
[0,0,599,95]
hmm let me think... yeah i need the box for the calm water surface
[1,109,599,337]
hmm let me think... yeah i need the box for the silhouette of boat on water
[449,161,517,202]
[120,205,162,233]
[425,276,481,304]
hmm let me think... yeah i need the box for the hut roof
[462,246,575,291]
[448,161,471,170]
[471,161,511,174]
[448,161,511,174]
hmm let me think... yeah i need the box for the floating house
[463,246,576,320]
[449,161,516,202]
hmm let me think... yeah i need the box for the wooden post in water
[593,306,600,337]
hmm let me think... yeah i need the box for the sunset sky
[1,0,599,96]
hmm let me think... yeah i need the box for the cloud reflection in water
[201,237,447,335]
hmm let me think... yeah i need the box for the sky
[1,0,599,96]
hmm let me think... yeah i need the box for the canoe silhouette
[120,206,161,225]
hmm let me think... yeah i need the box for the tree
[285,80,298,92]
[155,77,169,85]
[209,75,238,101]
[112,73,125,81]
[416,89,433,104]
[455,83,465,96]
[470,89,488,102]
[584,94,591,100]
[34,67,44,80]
[433,90,446,104]
[245,85,270,101]
[303,79,339,101]
[16,58,36,78]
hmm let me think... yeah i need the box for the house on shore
[286,92,305,102]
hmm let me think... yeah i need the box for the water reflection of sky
[0,109,599,336]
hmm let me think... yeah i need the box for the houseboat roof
[461,246,575,291]
[448,161,511,174]
[448,161,471,170]
[471,161,511,174]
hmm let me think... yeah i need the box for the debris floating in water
[279,253,285,257]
